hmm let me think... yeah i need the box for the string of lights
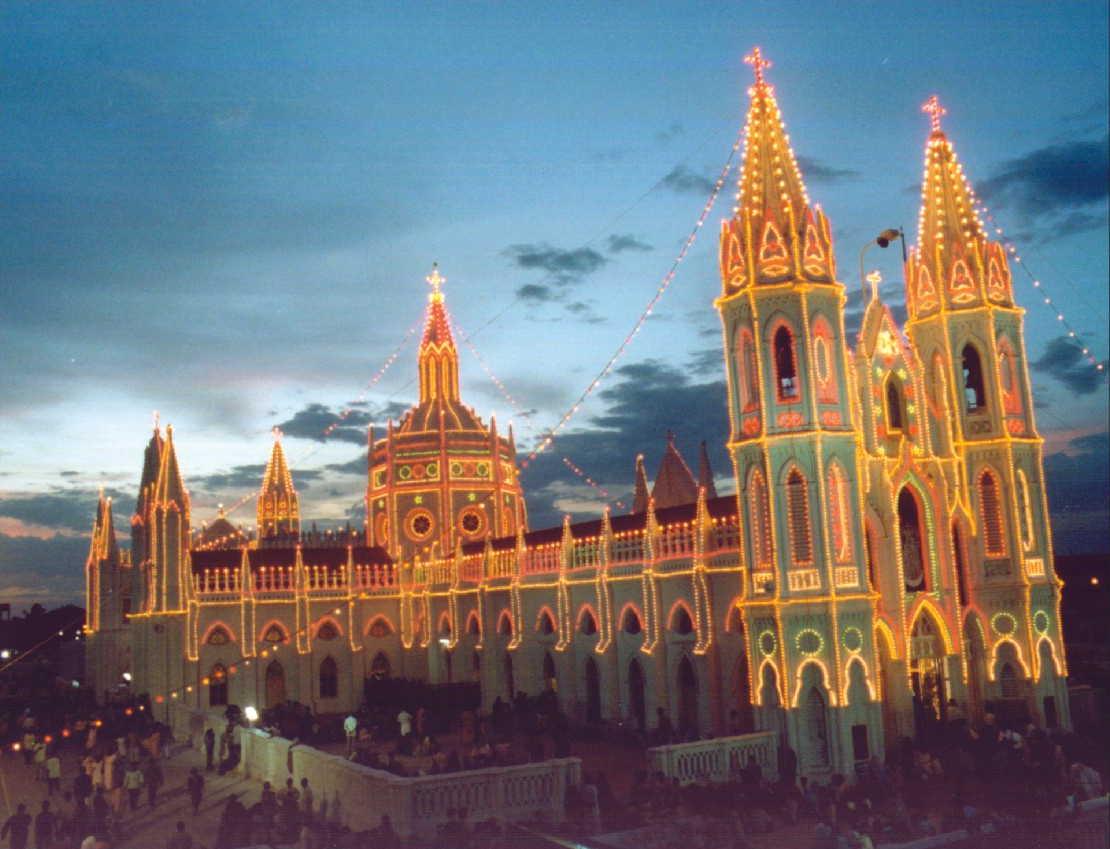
[451,315,627,511]
[0,615,85,676]
[521,127,744,468]
[974,201,1107,374]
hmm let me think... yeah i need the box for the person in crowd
[2,803,32,849]
[45,751,61,797]
[396,707,413,739]
[203,728,216,771]
[143,756,163,808]
[32,801,54,849]
[187,768,204,816]
[166,821,192,849]
[90,789,109,836]
[300,777,314,823]
[123,763,144,811]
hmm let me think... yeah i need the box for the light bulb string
[521,127,744,468]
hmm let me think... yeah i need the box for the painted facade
[86,56,1071,777]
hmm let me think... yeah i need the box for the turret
[86,490,120,633]
[131,421,163,612]
[258,428,300,541]
[151,424,190,612]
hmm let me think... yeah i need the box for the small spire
[744,46,772,88]
[152,410,160,432]
[697,441,718,499]
[633,454,650,514]
[922,95,946,135]
[426,262,445,303]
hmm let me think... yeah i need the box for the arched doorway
[265,660,286,708]
[369,651,391,680]
[758,663,785,740]
[628,658,646,732]
[543,652,557,692]
[800,664,831,771]
[677,655,698,738]
[909,612,948,738]
[993,642,1029,727]
[584,657,601,724]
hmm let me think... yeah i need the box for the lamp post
[859,228,906,295]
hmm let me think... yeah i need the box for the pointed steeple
[89,491,119,564]
[652,431,699,509]
[154,424,188,509]
[720,47,835,293]
[906,96,1013,318]
[632,454,650,514]
[258,428,300,540]
[418,263,461,404]
[697,441,718,499]
[134,419,164,518]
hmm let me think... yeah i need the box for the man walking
[32,803,54,849]
[45,752,61,797]
[187,769,204,816]
[203,728,215,772]
[123,764,144,811]
[1,803,31,849]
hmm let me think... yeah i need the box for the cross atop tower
[922,95,946,134]
[426,262,445,301]
[744,47,772,87]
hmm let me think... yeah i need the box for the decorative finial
[866,270,882,301]
[744,47,772,87]
[152,410,160,432]
[426,262,445,301]
[922,95,946,134]
[272,426,282,442]
[666,429,676,444]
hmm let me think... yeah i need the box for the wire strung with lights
[521,126,744,468]
[562,457,626,510]
[974,201,1107,374]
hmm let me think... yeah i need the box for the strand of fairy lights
[973,201,1107,373]
[451,315,627,511]
[520,127,744,468]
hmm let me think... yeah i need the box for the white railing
[648,730,778,785]
[238,728,580,839]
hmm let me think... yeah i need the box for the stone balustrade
[648,730,778,785]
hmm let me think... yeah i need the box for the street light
[244,705,259,724]
[859,228,906,296]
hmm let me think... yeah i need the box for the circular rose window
[459,507,485,537]
[407,508,434,541]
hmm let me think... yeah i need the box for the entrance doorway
[265,660,286,708]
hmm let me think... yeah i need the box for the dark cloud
[0,533,89,608]
[503,243,608,285]
[191,464,322,493]
[796,155,862,184]
[60,471,80,478]
[517,283,557,304]
[1044,430,1110,555]
[1031,336,1108,395]
[661,165,716,196]
[521,360,729,528]
[325,451,369,476]
[607,234,653,254]
[978,135,1109,219]
[275,401,408,445]
[0,488,131,534]
[686,347,723,377]
[565,301,605,325]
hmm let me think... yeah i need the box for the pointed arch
[364,615,395,638]
[884,373,906,433]
[618,602,643,636]
[842,657,877,704]
[756,659,783,707]
[976,467,1006,557]
[1016,469,1035,551]
[758,220,790,275]
[313,616,343,641]
[437,611,452,636]
[318,655,338,699]
[667,600,695,635]
[989,637,1030,681]
[951,517,970,606]
[368,651,391,680]
[826,460,853,563]
[896,484,929,592]
[874,617,899,661]
[811,315,838,404]
[201,621,236,647]
[264,659,286,707]
[535,606,557,635]
[465,610,482,637]
[735,325,760,413]
[949,258,976,302]
[961,343,987,413]
[791,658,835,708]
[997,336,1022,415]
[771,321,801,402]
[748,466,773,569]
[496,609,514,637]
[1036,637,1063,680]
[257,619,290,646]
[725,603,744,635]
[908,597,955,656]
[784,465,813,565]
[576,604,599,636]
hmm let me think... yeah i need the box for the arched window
[208,664,228,707]
[671,605,694,635]
[621,607,642,635]
[316,620,340,641]
[537,609,556,635]
[961,344,987,413]
[736,327,760,412]
[466,613,481,636]
[206,625,232,646]
[812,317,838,404]
[367,617,393,639]
[319,656,338,699]
[826,463,852,563]
[578,608,598,636]
[749,468,773,568]
[1016,469,1035,551]
[978,470,1006,557]
[773,325,800,401]
[928,352,947,417]
[805,685,830,767]
[885,376,905,432]
[497,611,513,636]
[952,522,968,606]
[369,652,391,680]
[897,487,927,593]
[997,338,1022,415]
[543,652,557,691]
[786,469,813,565]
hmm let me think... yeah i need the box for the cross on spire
[922,95,946,134]
[426,262,445,301]
[744,47,772,87]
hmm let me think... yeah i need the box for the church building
[86,53,1071,776]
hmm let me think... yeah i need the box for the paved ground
[0,740,263,849]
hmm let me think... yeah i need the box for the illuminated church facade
[86,53,1071,776]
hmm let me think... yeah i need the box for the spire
[906,96,1013,318]
[88,490,119,566]
[134,421,164,517]
[652,432,699,509]
[632,454,650,514]
[720,47,835,293]
[258,428,300,540]
[417,263,461,405]
[154,424,188,510]
[697,441,718,499]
